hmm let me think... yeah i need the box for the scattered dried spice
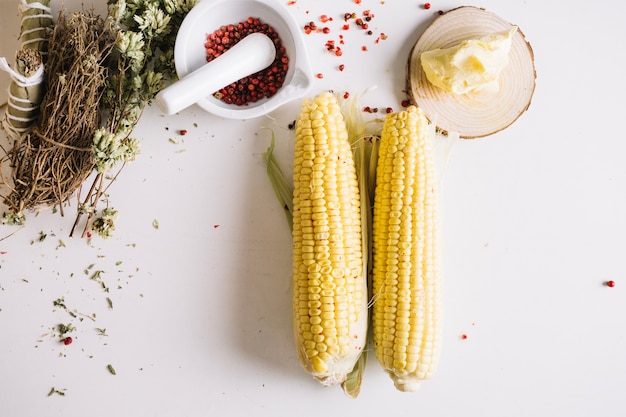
[152,219,159,230]
[605,280,616,288]
[303,8,384,64]
[460,334,468,340]
[62,336,73,345]
[424,3,432,10]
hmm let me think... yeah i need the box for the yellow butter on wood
[420,27,517,95]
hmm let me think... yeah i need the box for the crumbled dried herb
[53,297,78,318]
[47,387,66,397]
[107,364,116,375]
[57,323,75,337]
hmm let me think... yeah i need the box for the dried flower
[91,208,118,239]
[133,3,171,39]
[115,31,145,72]
[1,211,26,226]
[93,129,125,173]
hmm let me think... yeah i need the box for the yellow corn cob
[371,105,442,392]
[292,91,368,387]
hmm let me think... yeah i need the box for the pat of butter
[420,27,517,95]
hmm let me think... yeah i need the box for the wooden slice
[407,6,536,138]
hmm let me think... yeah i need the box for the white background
[1,0,626,416]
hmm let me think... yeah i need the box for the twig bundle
[2,11,114,216]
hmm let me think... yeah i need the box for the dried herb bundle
[2,11,115,218]
[2,0,198,238]
[70,0,198,238]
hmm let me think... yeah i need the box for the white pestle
[155,32,277,115]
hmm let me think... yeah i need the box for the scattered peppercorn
[338,64,345,71]
[605,280,616,287]
[461,334,468,340]
[424,3,431,9]
[385,107,393,113]
[343,91,350,99]
[438,10,444,15]
[401,99,410,107]
[179,129,187,135]
[316,73,324,79]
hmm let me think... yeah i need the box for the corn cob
[292,91,368,387]
[371,105,442,392]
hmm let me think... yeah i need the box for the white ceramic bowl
[173,0,313,119]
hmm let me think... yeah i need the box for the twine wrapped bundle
[1,0,53,138]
